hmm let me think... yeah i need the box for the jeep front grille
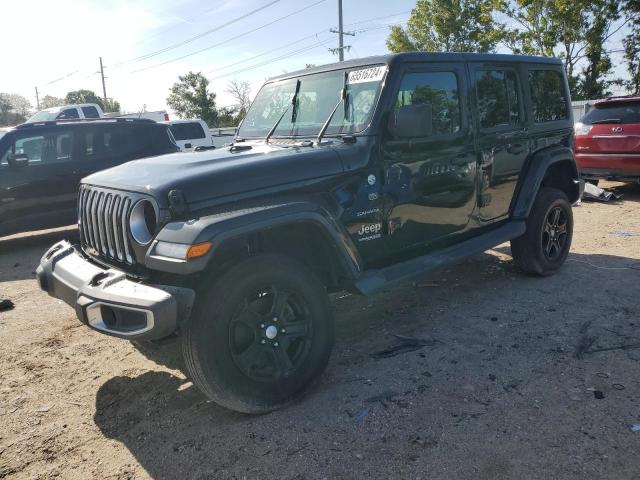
[78,185,134,264]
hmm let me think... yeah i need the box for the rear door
[471,64,530,222]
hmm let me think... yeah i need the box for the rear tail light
[574,122,593,136]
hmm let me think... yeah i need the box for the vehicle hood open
[83,143,344,209]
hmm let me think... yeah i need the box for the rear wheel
[182,255,334,413]
[511,187,573,276]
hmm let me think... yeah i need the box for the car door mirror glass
[388,104,433,138]
[7,153,29,168]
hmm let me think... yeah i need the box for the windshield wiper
[317,72,349,145]
[265,79,301,144]
[590,118,622,124]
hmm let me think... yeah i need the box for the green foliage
[0,93,31,126]
[386,0,503,53]
[167,72,218,126]
[65,89,103,106]
[63,89,121,113]
[40,95,64,109]
[623,0,640,94]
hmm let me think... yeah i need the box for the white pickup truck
[162,119,215,152]
[26,103,104,123]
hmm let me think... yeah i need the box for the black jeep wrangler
[37,53,579,413]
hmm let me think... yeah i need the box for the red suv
[574,96,640,183]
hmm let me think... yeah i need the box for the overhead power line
[130,0,328,74]
[112,0,280,68]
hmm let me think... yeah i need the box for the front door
[471,65,530,222]
[381,63,477,253]
[0,128,78,235]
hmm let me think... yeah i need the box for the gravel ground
[0,181,639,480]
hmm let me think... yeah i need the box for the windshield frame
[237,63,388,140]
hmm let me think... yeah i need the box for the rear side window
[395,71,461,136]
[169,122,206,140]
[78,124,152,163]
[57,108,80,120]
[581,102,640,125]
[476,70,521,129]
[82,106,100,118]
[528,70,569,123]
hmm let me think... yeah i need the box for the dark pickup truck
[37,52,579,413]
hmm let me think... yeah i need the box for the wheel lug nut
[274,342,279,347]
[281,329,286,333]
[260,324,265,328]
[272,317,278,322]
[261,339,266,344]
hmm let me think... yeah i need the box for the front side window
[238,65,386,139]
[476,70,520,129]
[395,71,461,136]
[0,130,73,166]
[529,70,569,123]
[57,108,80,120]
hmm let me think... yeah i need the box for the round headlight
[129,199,157,245]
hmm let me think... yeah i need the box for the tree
[40,95,64,109]
[386,0,503,53]
[225,79,252,123]
[0,93,32,125]
[102,98,121,113]
[65,89,103,106]
[577,0,620,99]
[623,0,640,94]
[167,72,218,126]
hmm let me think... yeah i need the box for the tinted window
[57,108,79,120]
[581,102,640,125]
[395,71,461,135]
[169,122,206,141]
[476,70,520,129]
[528,70,568,123]
[75,124,152,163]
[1,130,74,166]
[82,106,100,118]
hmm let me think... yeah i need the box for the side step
[354,221,526,295]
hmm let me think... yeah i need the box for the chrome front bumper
[36,241,194,340]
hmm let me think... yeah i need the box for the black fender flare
[146,201,363,279]
[511,145,579,219]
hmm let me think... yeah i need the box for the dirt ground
[1,181,639,480]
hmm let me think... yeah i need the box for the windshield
[238,65,387,139]
[581,101,640,125]
[26,110,57,123]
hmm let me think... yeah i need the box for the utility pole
[329,0,355,61]
[99,57,107,103]
[35,87,40,110]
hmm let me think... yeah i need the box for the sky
[0,0,632,116]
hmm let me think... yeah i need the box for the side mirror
[388,104,433,138]
[7,153,29,168]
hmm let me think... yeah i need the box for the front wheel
[182,255,334,413]
[511,187,573,276]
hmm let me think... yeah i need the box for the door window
[0,130,74,166]
[395,71,461,136]
[476,70,521,129]
[528,70,569,123]
[169,122,206,140]
[56,108,80,120]
[81,106,100,118]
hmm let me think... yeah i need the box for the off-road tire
[182,254,334,413]
[511,187,573,276]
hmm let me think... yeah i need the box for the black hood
[83,143,344,208]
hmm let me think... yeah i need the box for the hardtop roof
[268,52,563,83]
